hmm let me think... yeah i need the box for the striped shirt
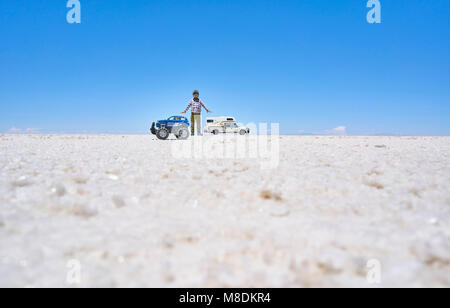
[183,98,210,114]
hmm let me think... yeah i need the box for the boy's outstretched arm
[200,99,212,113]
[181,101,192,114]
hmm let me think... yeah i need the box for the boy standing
[181,90,212,136]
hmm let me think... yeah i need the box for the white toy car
[204,116,250,135]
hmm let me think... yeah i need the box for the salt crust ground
[0,135,449,287]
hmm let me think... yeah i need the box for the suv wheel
[176,127,190,140]
[239,129,247,135]
[156,128,169,140]
[213,130,219,135]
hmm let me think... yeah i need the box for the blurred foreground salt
[0,134,449,287]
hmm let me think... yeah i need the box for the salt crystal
[270,206,290,217]
[131,196,139,204]
[73,204,98,218]
[428,218,438,225]
[112,196,126,208]
[108,174,119,181]
[11,176,31,187]
[50,184,66,197]
[163,235,174,248]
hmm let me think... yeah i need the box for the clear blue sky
[1,0,449,135]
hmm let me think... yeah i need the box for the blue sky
[1,0,449,135]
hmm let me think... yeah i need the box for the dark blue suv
[150,116,190,140]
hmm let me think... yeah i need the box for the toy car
[204,116,250,135]
[150,116,190,140]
